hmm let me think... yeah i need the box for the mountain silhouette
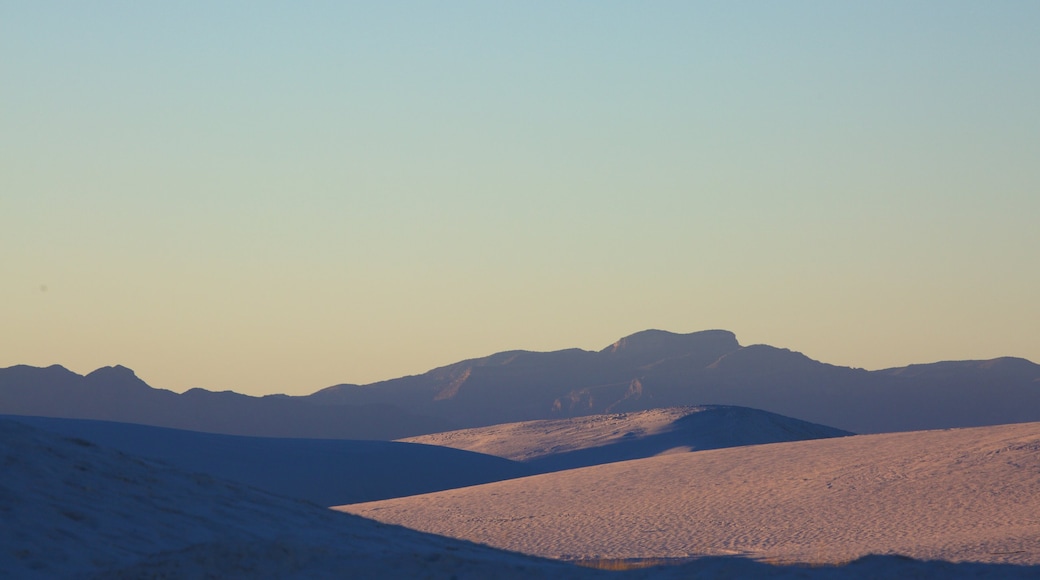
[3,329,1039,437]
[0,364,448,439]
[310,329,1040,434]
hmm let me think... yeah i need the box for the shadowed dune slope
[401,406,851,473]
[341,422,1040,567]
[5,415,533,506]
[0,418,598,579]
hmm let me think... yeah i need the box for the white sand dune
[0,418,596,579]
[342,422,1040,567]
[4,417,1036,578]
[5,415,532,506]
[401,405,850,472]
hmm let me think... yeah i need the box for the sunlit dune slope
[401,405,850,472]
[341,422,1040,566]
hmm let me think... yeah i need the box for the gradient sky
[3,2,1038,396]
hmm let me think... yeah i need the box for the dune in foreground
[0,419,591,578]
[341,422,1040,566]
[4,417,1036,578]
[401,405,850,472]
[6,415,532,506]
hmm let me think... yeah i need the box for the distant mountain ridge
[3,329,1039,437]
[310,329,1040,434]
[0,364,449,439]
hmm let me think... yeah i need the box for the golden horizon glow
[3,2,1038,395]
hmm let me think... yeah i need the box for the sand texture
[343,422,1040,566]
[402,405,849,473]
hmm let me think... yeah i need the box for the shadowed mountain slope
[402,406,851,473]
[5,415,533,506]
[3,329,1040,436]
[312,329,1040,434]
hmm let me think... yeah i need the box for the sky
[3,2,1039,396]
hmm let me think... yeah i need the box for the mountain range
[3,329,1039,437]
[0,363,448,439]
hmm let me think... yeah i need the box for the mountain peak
[0,364,80,387]
[602,329,740,357]
[83,365,155,394]
[86,365,139,380]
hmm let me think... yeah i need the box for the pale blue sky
[3,2,1038,395]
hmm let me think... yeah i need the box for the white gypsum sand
[342,422,1040,566]
[400,405,849,471]
[5,414,533,506]
[5,417,1037,578]
[0,419,592,579]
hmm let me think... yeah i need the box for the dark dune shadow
[5,415,533,506]
[584,554,1040,578]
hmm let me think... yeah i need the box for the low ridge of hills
[342,421,1040,568]
[0,364,448,439]
[3,329,1039,437]
[4,415,533,506]
[401,405,852,473]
